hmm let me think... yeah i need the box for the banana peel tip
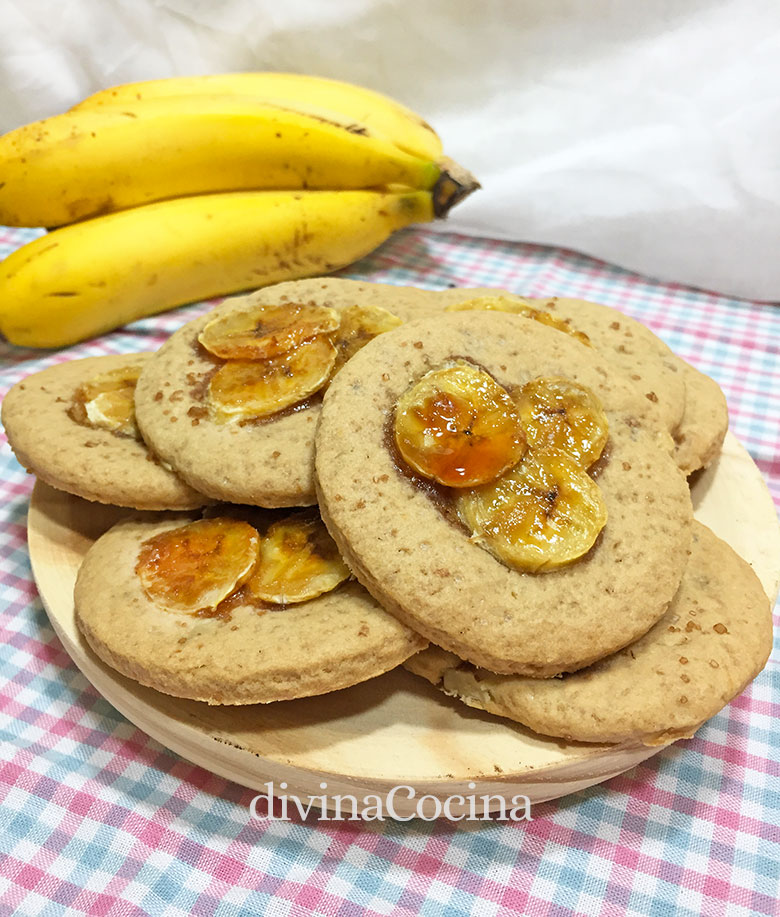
[432,156,480,219]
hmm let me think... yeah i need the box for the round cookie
[315,311,693,677]
[1,354,208,509]
[74,511,427,704]
[671,357,729,474]
[404,523,772,746]
[435,290,687,436]
[134,280,442,507]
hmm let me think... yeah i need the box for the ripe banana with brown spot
[0,95,471,228]
[0,189,434,348]
[71,71,443,161]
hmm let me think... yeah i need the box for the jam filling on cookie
[68,365,143,439]
[445,295,591,347]
[135,510,350,616]
[195,301,402,423]
[392,367,609,573]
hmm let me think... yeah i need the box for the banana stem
[432,157,481,218]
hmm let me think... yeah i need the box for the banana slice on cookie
[198,303,340,361]
[247,511,351,604]
[208,335,337,421]
[136,517,260,613]
[332,304,403,373]
[446,295,591,346]
[517,377,609,468]
[394,361,527,487]
[456,449,608,572]
[74,364,143,438]
[202,302,403,421]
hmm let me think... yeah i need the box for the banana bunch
[0,73,478,348]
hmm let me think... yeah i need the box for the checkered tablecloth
[1,225,778,917]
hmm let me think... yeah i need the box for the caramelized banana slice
[517,377,609,468]
[208,335,337,421]
[333,304,403,373]
[247,510,351,604]
[394,361,527,487]
[136,518,260,612]
[73,365,142,438]
[446,296,591,346]
[198,303,340,361]
[456,450,607,572]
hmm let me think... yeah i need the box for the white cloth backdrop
[1,0,779,300]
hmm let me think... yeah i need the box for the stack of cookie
[3,279,772,747]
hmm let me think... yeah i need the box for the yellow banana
[0,96,459,228]
[72,71,443,161]
[0,189,434,349]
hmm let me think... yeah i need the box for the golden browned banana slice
[445,295,591,346]
[136,517,260,612]
[247,510,351,604]
[71,364,142,438]
[456,449,607,572]
[516,377,609,468]
[394,361,527,487]
[198,303,340,360]
[332,304,403,373]
[208,335,337,421]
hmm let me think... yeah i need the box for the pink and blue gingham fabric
[0,224,778,917]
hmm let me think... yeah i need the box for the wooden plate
[27,432,780,817]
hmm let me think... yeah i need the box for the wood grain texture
[26,432,780,816]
